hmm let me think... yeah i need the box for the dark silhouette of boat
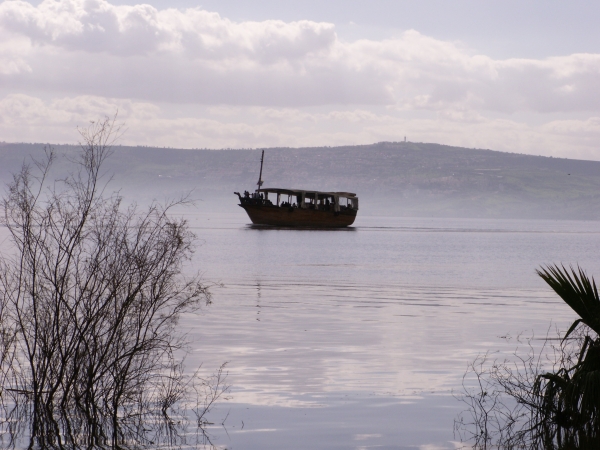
[234,151,358,227]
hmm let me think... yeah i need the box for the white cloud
[0,0,600,158]
[0,93,159,143]
[0,0,336,59]
[0,28,30,74]
[1,0,600,112]
[2,94,599,160]
[0,93,158,124]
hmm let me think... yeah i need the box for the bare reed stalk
[456,264,600,449]
[0,116,225,448]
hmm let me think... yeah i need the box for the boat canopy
[257,188,357,198]
[253,188,358,211]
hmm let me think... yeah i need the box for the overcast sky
[1,0,599,159]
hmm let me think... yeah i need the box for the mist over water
[174,211,600,449]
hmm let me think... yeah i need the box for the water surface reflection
[175,214,600,449]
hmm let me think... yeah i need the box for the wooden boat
[234,151,358,227]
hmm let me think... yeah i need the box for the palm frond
[537,264,600,337]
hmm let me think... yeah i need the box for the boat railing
[236,197,355,211]
[236,191,357,211]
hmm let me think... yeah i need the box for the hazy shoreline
[2,141,600,220]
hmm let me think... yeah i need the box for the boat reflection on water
[234,150,359,228]
[247,222,358,231]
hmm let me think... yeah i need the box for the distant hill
[1,141,599,219]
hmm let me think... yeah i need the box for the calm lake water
[2,211,598,449]
[180,212,600,450]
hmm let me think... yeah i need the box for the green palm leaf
[537,264,600,338]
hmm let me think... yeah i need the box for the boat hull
[240,204,357,227]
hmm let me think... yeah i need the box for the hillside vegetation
[1,141,599,219]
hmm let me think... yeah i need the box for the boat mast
[256,149,264,193]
